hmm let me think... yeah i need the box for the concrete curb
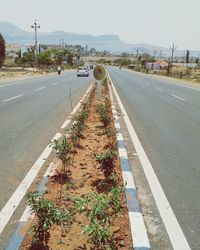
[107,72,151,250]
[5,82,94,250]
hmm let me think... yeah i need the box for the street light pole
[31,19,40,56]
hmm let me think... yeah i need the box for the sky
[1,0,200,50]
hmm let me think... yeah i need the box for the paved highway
[0,70,93,247]
[108,67,200,250]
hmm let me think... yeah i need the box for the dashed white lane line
[171,94,186,102]
[0,132,62,235]
[51,82,58,85]
[108,75,191,250]
[35,86,45,91]
[3,94,23,102]
[155,87,163,91]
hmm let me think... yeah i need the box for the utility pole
[153,50,157,61]
[31,19,40,56]
[159,50,162,59]
[169,43,177,63]
[60,39,64,63]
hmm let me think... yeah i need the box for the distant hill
[0,21,200,57]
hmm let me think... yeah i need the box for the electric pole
[31,20,40,56]
[153,50,157,61]
[60,39,64,63]
[169,43,177,63]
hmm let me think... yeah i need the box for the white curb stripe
[0,132,62,235]
[107,74,150,249]
[108,72,191,250]
[122,171,136,189]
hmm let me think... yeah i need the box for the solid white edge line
[0,132,62,234]
[3,95,23,102]
[108,73,191,250]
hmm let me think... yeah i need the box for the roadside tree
[0,33,5,67]
[186,50,190,64]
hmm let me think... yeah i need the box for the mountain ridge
[1,21,200,57]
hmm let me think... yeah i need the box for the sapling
[26,191,72,246]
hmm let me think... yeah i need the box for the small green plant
[96,128,112,137]
[26,191,72,246]
[76,192,120,249]
[75,110,88,123]
[109,185,124,214]
[50,136,71,167]
[50,137,71,187]
[96,103,111,127]
[94,150,117,178]
[69,110,88,147]
[81,219,113,248]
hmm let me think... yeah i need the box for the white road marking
[0,77,44,88]
[51,82,57,85]
[35,86,45,91]
[108,74,191,250]
[0,132,62,235]
[155,87,163,91]
[171,94,186,102]
[3,95,23,102]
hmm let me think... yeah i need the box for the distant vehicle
[90,65,93,69]
[77,67,89,77]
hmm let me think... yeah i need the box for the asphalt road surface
[108,67,200,250]
[0,70,93,248]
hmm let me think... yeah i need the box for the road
[108,67,200,250]
[0,70,93,247]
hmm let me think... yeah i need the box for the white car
[77,67,89,77]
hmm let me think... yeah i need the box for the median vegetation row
[21,79,132,249]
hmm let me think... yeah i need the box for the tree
[186,50,190,64]
[67,52,74,66]
[0,33,5,67]
[37,50,52,66]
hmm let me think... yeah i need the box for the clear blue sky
[1,0,200,50]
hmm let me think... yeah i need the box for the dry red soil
[20,82,132,250]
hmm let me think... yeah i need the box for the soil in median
[20,81,132,249]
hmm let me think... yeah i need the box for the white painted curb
[107,74,150,249]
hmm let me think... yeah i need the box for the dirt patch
[20,81,132,249]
